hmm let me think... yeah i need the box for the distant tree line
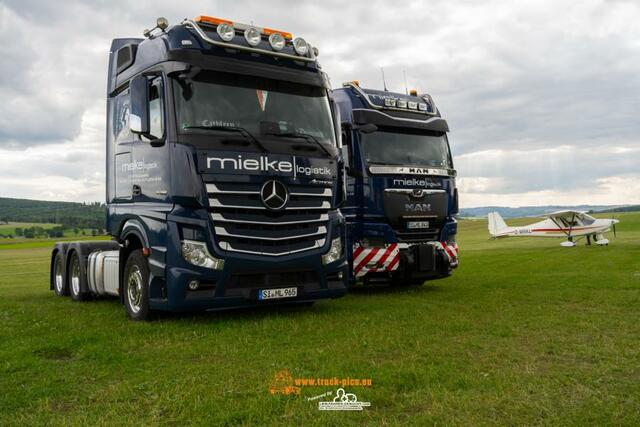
[0,226,105,239]
[0,198,106,229]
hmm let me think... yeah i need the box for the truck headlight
[244,27,261,46]
[322,237,343,265]
[217,23,235,42]
[181,240,224,270]
[293,37,309,55]
[268,32,286,51]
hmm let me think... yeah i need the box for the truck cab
[334,82,459,284]
[50,16,348,319]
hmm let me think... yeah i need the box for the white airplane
[488,210,619,247]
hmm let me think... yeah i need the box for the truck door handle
[132,185,141,196]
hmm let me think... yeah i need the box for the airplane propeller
[612,212,617,237]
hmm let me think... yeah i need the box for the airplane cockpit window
[579,215,595,225]
[559,217,580,227]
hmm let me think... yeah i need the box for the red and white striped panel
[352,244,400,278]
[437,241,459,267]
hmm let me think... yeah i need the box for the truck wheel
[53,252,68,296]
[68,252,89,301]
[123,250,151,321]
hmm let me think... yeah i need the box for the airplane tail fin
[488,211,509,237]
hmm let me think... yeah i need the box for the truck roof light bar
[185,17,316,63]
[343,81,438,116]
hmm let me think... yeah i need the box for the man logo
[261,180,289,211]
[405,203,431,212]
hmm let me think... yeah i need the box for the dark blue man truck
[334,82,459,285]
[50,16,348,320]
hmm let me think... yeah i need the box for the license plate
[258,287,298,300]
[407,221,430,229]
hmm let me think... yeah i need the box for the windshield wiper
[182,125,267,152]
[264,131,332,157]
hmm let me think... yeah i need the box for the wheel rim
[70,258,81,296]
[54,257,63,293]
[127,265,143,314]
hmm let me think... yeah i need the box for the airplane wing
[541,209,588,219]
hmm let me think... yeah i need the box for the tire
[123,250,151,321]
[68,252,89,301]
[52,252,68,296]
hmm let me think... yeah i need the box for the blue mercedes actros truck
[334,82,459,285]
[49,16,348,320]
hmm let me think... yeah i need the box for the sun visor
[352,109,449,133]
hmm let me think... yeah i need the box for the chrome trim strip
[206,184,259,195]
[384,189,446,194]
[211,213,328,225]
[219,239,326,256]
[369,165,453,177]
[182,19,315,63]
[290,189,332,197]
[207,184,331,197]
[215,226,327,241]
[209,199,331,210]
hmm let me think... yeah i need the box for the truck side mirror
[129,75,150,135]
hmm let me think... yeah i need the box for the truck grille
[393,218,444,243]
[394,229,440,243]
[206,182,332,256]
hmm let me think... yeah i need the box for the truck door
[113,87,134,202]
[131,76,169,203]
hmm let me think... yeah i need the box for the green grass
[1,213,639,425]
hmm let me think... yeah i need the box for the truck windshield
[360,128,452,168]
[173,70,336,148]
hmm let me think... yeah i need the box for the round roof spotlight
[293,37,309,55]
[156,17,169,30]
[312,46,319,57]
[217,23,235,42]
[244,27,262,46]
[268,32,286,51]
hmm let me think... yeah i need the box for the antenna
[403,69,408,95]
[380,67,388,91]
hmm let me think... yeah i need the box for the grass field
[1,213,639,425]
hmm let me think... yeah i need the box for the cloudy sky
[0,0,638,207]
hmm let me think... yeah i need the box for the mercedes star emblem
[260,180,289,211]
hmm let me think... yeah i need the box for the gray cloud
[0,0,639,205]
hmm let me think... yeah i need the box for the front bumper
[352,241,458,281]
[150,212,348,312]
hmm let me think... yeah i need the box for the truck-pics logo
[318,388,371,411]
[268,369,301,396]
[206,154,332,177]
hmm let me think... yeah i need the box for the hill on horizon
[0,197,105,229]
[459,204,637,218]
[1,197,637,225]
